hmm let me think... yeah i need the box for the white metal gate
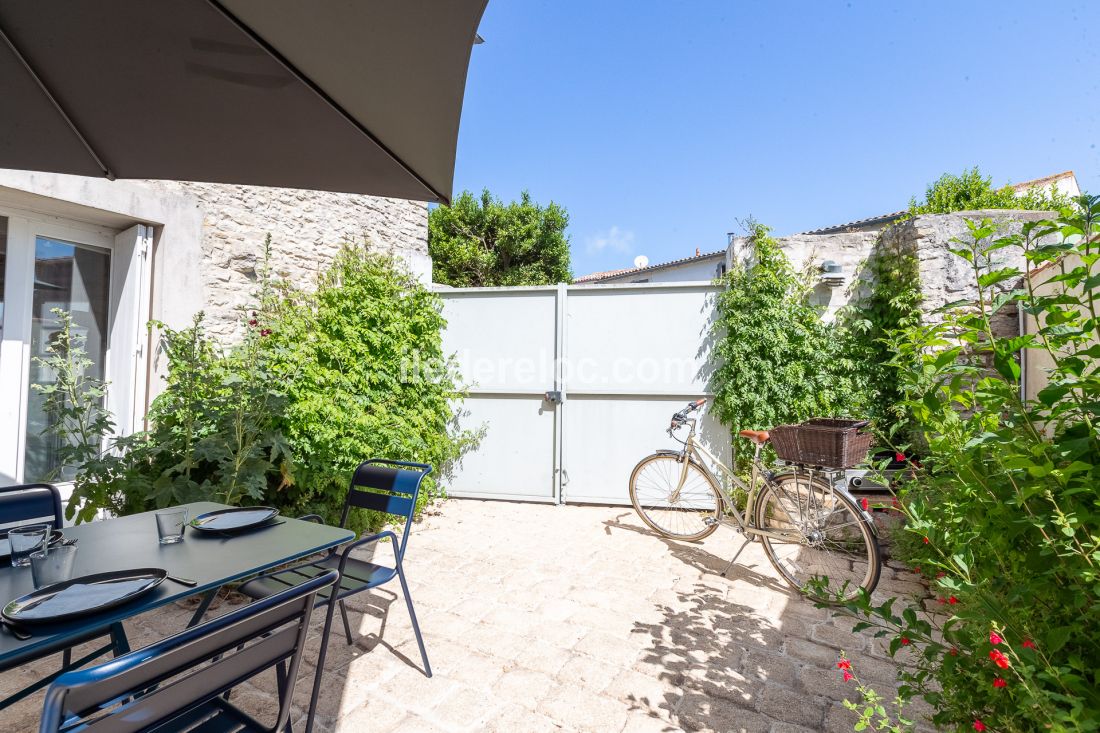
[439,281,731,505]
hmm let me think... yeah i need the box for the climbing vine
[834,231,923,442]
[710,222,859,466]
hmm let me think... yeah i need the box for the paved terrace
[2,500,935,732]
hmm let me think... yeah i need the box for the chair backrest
[0,483,64,532]
[39,570,339,733]
[339,459,432,558]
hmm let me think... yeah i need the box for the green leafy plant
[836,654,914,732]
[834,231,923,442]
[825,198,1100,732]
[263,243,482,533]
[428,189,573,287]
[30,309,118,520]
[44,241,479,535]
[710,222,861,466]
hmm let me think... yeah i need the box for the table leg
[188,589,218,627]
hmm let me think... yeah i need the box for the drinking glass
[9,524,51,567]
[156,508,188,544]
[30,544,77,589]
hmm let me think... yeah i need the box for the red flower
[989,650,1011,669]
[860,497,869,511]
[260,329,272,337]
[248,318,258,327]
[1022,639,1036,649]
[922,536,930,544]
[948,596,958,605]
[895,452,905,462]
[842,671,854,682]
[913,566,920,575]
[900,637,910,646]
[993,678,1007,688]
[837,659,851,670]
[935,571,946,578]
[949,647,958,656]
[989,632,1003,646]
[974,720,986,732]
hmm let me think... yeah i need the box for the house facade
[576,249,726,285]
[0,170,429,487]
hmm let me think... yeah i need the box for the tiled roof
[575,268,633,283]
[1011,170,1075,192]
[576,250,725,283]
[797,211,908,236]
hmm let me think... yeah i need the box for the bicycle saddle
[738,430,770,444]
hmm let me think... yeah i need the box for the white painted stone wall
[728,230,879,320]
[138,180,430,341]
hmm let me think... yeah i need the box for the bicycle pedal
[703,517,719,527]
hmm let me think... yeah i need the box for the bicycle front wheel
[754,471,881,602]
[629,453,721,541]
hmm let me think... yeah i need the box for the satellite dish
[633,255,649,269]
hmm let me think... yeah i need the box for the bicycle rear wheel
[754,471,880,602]
[629,454,721,541]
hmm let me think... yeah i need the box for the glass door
[23,237,111,481]
[0,212,121,486]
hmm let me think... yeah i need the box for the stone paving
[1,500,936,732]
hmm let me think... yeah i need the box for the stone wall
[727,210,1056,335]
[138,180,430,341]
[728,229,879,320]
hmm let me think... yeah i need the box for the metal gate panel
[439,287,560,501]
[561,283,730,504]
[438,281,727,505]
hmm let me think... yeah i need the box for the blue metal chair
[238,459,433,733]
[0,482,64,532]
[0,483,130,710]
[39,569,339,733]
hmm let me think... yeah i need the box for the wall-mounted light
[819,260,846,288]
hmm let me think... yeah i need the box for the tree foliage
[908,166,1073,216]
[428,189,572,287]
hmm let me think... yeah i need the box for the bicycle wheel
[629,453,722,541]
[754,471,881,602]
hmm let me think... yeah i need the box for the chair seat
[238,554,397,603]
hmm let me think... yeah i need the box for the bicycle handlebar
[670,398,707,429]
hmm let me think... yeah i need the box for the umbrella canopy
[0,0,486,203]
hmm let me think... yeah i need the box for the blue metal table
[0,501,354,709]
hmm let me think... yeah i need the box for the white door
[0,210,151,488]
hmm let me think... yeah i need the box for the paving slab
[0,499,927,732]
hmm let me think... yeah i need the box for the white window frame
[0,204,152,489]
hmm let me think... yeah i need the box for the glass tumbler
[9,524,51,567]
[156,508,188,544]
[30,544,77,589]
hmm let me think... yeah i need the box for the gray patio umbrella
[0,0,486,203]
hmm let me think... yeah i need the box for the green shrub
[710,222,862,466]
[51,242,479,534]
[827,199,1100,732]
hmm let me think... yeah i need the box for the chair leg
[338,600,354,645]
[395,559,431,678]
[304,596,340,733]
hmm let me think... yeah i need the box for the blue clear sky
[451,1,1099,278]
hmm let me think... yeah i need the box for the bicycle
[628,398,881,602]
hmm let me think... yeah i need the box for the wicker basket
[769,418,873,468]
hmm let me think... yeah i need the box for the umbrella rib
[205,0,448,204]
[0,21,114,181]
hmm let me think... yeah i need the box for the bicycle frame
[667,418,808,544]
